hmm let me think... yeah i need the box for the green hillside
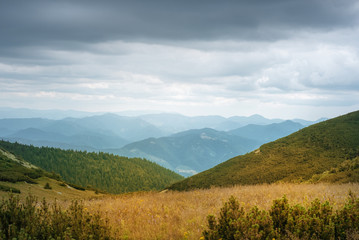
[169,110,359,191]
[0,140,184,194]
[113,128,260,177]
[0,147,106,201]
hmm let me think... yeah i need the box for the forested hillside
[0,148,44,190]
[112,128,260,176]
[169,110,359,191]
[0,141,183,194]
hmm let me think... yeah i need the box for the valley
[1,109,359,239]
[0,111,313,176]
[2,0,358,238]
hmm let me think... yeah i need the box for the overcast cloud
[1,0,359,120]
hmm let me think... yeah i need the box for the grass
[0,177,103,203]
[1,182,358,239]
[83,183,359,239]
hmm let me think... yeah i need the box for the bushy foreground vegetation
[82,183,358,239]
[204,193,359,240]
[0,184,20,194]
[0,140,183,194]
[0,194,112,240]
[1,183,359,239]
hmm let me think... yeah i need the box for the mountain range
[169,110,359,190]
[1,108,358,195]
[110,120,304,176]
[109,128,261,176]
[0,110,314,176]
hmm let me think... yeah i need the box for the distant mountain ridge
[0,114,167,150]
[168,110,359,191]
[229,120,304,144]
[109,128,262,176]
[0,112,319,153]
[0,111,321,176]
[110,121,306,176]
[139,113,312,132]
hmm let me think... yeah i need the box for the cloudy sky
[1,0,359,120]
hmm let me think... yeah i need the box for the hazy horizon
[0,106,333,121]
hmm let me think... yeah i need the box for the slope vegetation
[169,110,359,190]
[0,141,183,194]
[0,148,102,201]
[111,128,260,176]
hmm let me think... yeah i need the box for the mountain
[140,113,320,132]
[67,113,167,141]
[110,128,261,176]
[139,113,228,133]
[292,117,328,126]
[168,110,359,191]
[228,114,283,126]
[0,118,52,134]
[0,112,320,159]
[229,120,304,144]
[0,140,184,194]
[5,127,129,151]
[139,113,284,132]
[0,113,167,151]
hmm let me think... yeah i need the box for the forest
[0,140,183,194]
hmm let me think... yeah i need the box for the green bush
[203,193,359,240]
[0,184,20,194]
[0,171,37,184]
[0,194,112,239]
[44,182,52,189]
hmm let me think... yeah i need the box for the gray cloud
[0,0,359,119]
[1,0,358,48]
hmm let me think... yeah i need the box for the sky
[1,0,359,120]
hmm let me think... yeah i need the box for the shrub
[0,171,37,184]
[0,184,20,194]
[0,194,112,239]
[203,193,359,240]
[203,196,278,240]
[44,182,52,189]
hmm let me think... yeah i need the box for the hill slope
[169,110,359,190]
[0,141,183,194]
[110,128,261,176]
[0,148,105,202]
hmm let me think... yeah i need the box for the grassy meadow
[80,183,359,239]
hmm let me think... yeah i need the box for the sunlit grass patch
[86,183,359,239]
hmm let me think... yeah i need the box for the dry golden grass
[85,183,359,240]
